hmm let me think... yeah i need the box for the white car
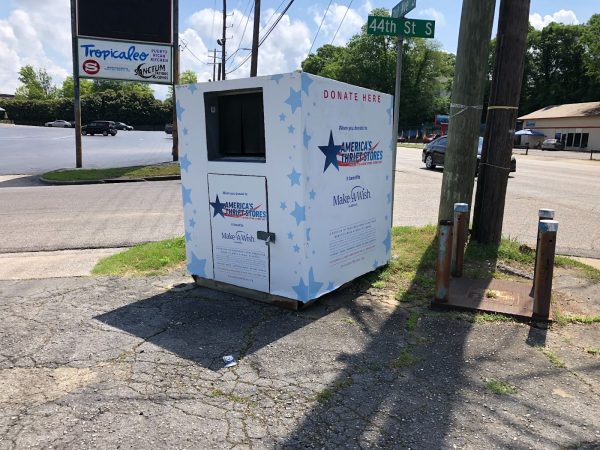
[45,120,73,128]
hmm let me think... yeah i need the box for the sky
[0,0,596,99]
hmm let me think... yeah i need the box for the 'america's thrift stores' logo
[210,195,267,220]
[318,130,383,172]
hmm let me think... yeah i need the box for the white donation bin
[175,72,394,308]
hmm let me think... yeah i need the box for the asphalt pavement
[0,125,173,175]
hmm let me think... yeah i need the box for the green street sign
[367,16,435,39]
[392,0,416,18]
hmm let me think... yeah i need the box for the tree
[90,80,154,97]
[60,76,94,98]
[581,14,600,81]
[14,66,57,99]
[167,69,198,101]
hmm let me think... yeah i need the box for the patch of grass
[42,163,180,182]
[92,236,185,276]
[340,317,357,325]
[390,347,419,369]
[472,312,514,324]
[406,311,420,331]
[486,379,517,395]
[586,348,600,356]
[316,377,353,403]
[554,311,600,326]
[536,346,567,368]
[555,256,600,282]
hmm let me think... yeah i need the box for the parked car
[165,123,173,134]
[422,136,516,174]
[81,121,117,136]
[422,133,442,143]
[541,138,564,151]
[114,122,134,131]
[45,119,73,128]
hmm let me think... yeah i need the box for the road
[393,147,600,258]
[0,125,173,175]
[0,142,598,258]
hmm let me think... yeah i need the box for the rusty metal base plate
[432,278,552,321]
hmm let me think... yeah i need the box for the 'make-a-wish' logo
[318,130,383,172]
[210,195,267,220]
[333,185,372,207]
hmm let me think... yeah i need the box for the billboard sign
[76,0,173,44]
[78,38,172,84]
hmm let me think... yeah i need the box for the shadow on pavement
[0,175,44,188]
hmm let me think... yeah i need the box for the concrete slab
[0,248,125,280]
[572,256,600,270]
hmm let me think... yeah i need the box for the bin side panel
[301,74,395,300]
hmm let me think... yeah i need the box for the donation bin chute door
[207,174,270,293]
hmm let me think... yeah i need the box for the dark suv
[82,121,117,136]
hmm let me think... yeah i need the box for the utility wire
[226,1,254,63]
[330,0,354,45]
[307,0,332,57]
[226,0,295,75]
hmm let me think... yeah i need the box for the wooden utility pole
[70,0,82,168]
[221,0,227,80]
[437,0,496,222]
[172,0,179,161]
[250,0,261,77]
[212,49,217,81]
[472,0,531,244]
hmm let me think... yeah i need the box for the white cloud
[310,3,364,46]
[418,8,446,27]
[529,9,579,30]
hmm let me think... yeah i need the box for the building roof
[518,102,600,120]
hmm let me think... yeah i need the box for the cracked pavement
[1,273,599,449]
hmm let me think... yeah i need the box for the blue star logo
[280,201,287,210]
[326,281,335,291]
[287,168,301,186]
[180,154,191,172]
[285,87,302,114]
[309,189,316,200]
[279,113,286,122]
[318,130,342,172]
[290,202,306,225]
[288,125,295,134]
[383,230,391,254]
[189,217,196,228]
[303,127,311,149]
[210,194,226,217]
[188,252,207,277]
[288,232,294,240]
[271,74,284,84]
[176,100,186,121]
[182,185,192,205]
[188,84,198,93]
[183,128,189,136]
[301,73,314,95]
[293,244,300,253]
[292,268,323,302]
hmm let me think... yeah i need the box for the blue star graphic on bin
[285,87,302,114]
[185,230,191,241]
[288,125,295,134]
[210,194,226,217]
[183,128,189,136]
[387,193,391,204]
[290,202,306,225]
[287,168,301,186]
[279,113,286,122]
[301,73,313,95]
[288,232,294,240]
[188,252,207,277]
[280,201,287,210]
[309,189,316,200]
[189,217,196,228]
[182,185,192,205]
[176,100,186,121]
[292,268,323,302]
[180,154,191,172]
[293,244,300,253]
[326,281,335,291]
[303,127,311,149]
[306,227,311,241]
[383,230,391,254]
[319,130,342,172]
[271,74,284,84]
[188,84,198,93]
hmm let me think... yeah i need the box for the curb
[39,175,181,185]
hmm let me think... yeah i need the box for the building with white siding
[518,101,600,151]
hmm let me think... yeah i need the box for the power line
[331,0,354,45]
[226,0,295,75]
[307,0,332,57]
[226,1,254,63]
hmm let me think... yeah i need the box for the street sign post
[367,16,435,39]
[392,0,416,18]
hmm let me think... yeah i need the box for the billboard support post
[172,0,179,161]
[70,0,82,168]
